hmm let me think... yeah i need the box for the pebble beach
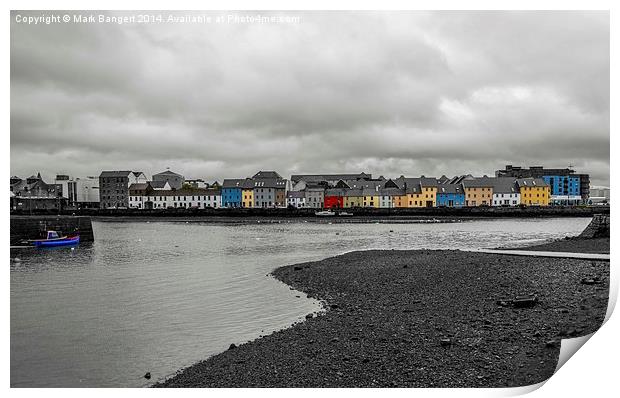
[155,237,609,388]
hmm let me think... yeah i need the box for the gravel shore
[155,240,609,388]
[517,237,609,254]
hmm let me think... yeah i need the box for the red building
[324,188,346,209]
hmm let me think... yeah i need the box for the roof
[252,171,282,179]
[345,188,364,197]
[154,170,182,177]
[10,176,61,198]
[252,178,287,189]
[437,184,464,194]
[99,171,132,178]
[516,178,549,188]
[241,178,255,189]
[492,177,518,193]
[393,177,423,193]
[462,177,496,188]
[146,188,221,197]
[379,187,406,196]
[149,180,169,189]
[306,185,325,192]
[325,188,348,196]
[128,183,149,191]
[343,180,383,189]
[419,177,439,187]
[290,173,371,183]
[287,191,305,198]
[383,179,400,189]
[361,187,380,196]
[222,179,245,188]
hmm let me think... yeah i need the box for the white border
[4,1,616,397]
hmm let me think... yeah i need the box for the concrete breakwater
[578,214,610,238]
[10,215,94,245]
[10,205,609,218]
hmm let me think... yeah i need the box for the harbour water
[10,217,591,387]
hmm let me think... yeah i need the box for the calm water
[10,217,591,387]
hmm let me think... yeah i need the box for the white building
[379,193,395,208]
[492,178,520,206]
[55,175,100,208]
[129,172,148,185]
[129,188,222,209]
[286,191,306,208]
[152,170,185,190]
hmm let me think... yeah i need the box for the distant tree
[181,182,198,191]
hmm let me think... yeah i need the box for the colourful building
[543,175,581,205]
[462,178,494,206]
[241,178,254,208]
[517,178,550,206]
[344,189,363,208]
[222,179,244,208]
[379,187,404,208]
[362,187,380,208]
[393,177,437,208]
[251,171,288,208]
[420,178,438,207]
[491,178,520,206]
[436,184,465,207]
[286,191,306,208]
[324,188,346,209]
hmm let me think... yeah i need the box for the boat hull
[32,236,80,248]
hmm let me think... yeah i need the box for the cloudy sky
[10,11,610,186]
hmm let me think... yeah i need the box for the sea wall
[9,205,609,218]
[578,214,610,239]
[10,216,95,245]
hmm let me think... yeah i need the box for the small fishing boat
[315,210,335,216]
[338,211,353,216]
[30,231,80,248]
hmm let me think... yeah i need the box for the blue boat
[31,231,80,248]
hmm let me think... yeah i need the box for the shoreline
[154,237,609,388]
[10,205,608,220]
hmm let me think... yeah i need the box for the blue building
[221,179,243,208]
[542,175,581,204]
[436,184,465,207]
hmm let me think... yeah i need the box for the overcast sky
[10,11,610,186]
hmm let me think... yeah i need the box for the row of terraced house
[9,165,589,210]
[285,173,552,209]
[112,165,585,210]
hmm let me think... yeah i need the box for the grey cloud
[10,10,610,186]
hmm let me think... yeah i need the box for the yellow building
[241,178,254,208]
[242,188,254,208]
[405,187,425,208]
[393,193,407,208]
[362,187,380,208]
[463,178,494,206]
[517,178,550,206]
[393,177,438,208]
[344,189,364,208]
[420,178,438,207]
